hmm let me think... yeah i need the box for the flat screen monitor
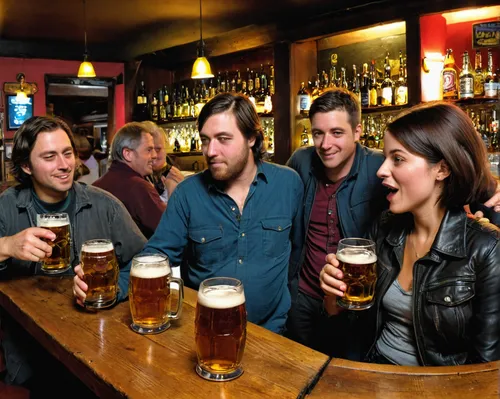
[6,95,34,130]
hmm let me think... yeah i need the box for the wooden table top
[307,357,500,399]
[0,276,329,399]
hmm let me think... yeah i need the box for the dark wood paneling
[273,42,293,165]
[405,15,421,105]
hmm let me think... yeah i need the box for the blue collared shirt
[120,161,304,333]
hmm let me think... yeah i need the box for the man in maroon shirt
[93,122,166,238]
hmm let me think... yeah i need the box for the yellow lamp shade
[78,61,96,78]
[191,56,214,79]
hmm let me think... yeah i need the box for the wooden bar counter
[307,357,499,399]
[0,276,328,398]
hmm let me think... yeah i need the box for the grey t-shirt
[376,278,419,366]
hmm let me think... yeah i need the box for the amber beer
[336,238,377,310]
[81,239,118,309]
[36,213,70,274]
[129,254,184,334]
[195,278,247,381]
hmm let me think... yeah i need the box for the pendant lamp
[78,0,96,78]
[191,0,214,79]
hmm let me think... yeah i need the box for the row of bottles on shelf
[134,64,275,122]
[443,48,499,100]
[467,107,499,153]
[297,50,408,115]
[164,117,275,154]
[298,105,499,154]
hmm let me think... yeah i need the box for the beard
[207,145,251,182]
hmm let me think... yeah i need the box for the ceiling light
[78,0,96,78]
[192,0,214,80]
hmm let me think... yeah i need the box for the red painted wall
[420,15,499,69]
[0,57,125,138]
[446,18,499,70]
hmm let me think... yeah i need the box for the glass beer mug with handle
[336,238,377,310]
[81,239,119,309]
[129,253,184,334]
[195,277,247,381]
[36,212,71,274]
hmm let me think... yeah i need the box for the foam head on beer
[131,255,171,278]
[82,241,114,254]
[37,218,69,228]
[336,249,377,265]
[197,286,246,309]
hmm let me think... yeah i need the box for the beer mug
[129,254,184,334]
[36,212,71,274]
[195,277,247,381]
[336,238,377,310]
[81,239,119,309]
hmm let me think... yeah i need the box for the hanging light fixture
[191,0,214,79]
[77,0,96,78]
[15,73,29,103]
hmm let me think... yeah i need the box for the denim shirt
[120,161,304,333]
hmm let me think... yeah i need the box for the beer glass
[129,254,184,334]
[36,212,71,274]
[195,277,247,381]
[336,238,377,310]
[81,239,119,309]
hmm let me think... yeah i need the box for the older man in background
[142,121,184,203]
[93,122,166,238]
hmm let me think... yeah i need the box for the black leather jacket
[365,209,500,366]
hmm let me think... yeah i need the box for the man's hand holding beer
[73,265,87,307]
[319,253,346,316]
[0,227,55,263]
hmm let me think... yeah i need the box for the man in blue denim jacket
[74,93,304,334]
[0,116,146,391]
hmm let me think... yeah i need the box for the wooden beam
[141,24,281,69]
[405,15,421,106]
[273,42,292,165]
[283,0,500,44]
[0,39,125,62]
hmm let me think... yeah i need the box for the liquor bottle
[150,91,159,121]
[247,69,254,95]
[189,89,195,117]
[484,49,498,98]
[329,64,337,88]
[473,50,485,97]
[459,51,474,99]
[220,72,227,93]
[321,70,329,92]
[297,82,311,116]
[360,63,370,108]
[230,73,237,93]
[369,60,378,107]
[381,53,394,106]
[134,81,149,121]
[300,126,310,146]
[254,69,261,95]
[350,65,358,92]
[236,70,242,93]
[225,71,231,94]
[395,51,408,105]
[442,49,458,100]
[181,86,190,117]
[216,72,222,94]
[162,84,170,119]
[269,65,275,96]
[158,87,166,120]
[310,75,319,100]
[339,67,348,89]
[490,109,499,152]
[352,70,361,103]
